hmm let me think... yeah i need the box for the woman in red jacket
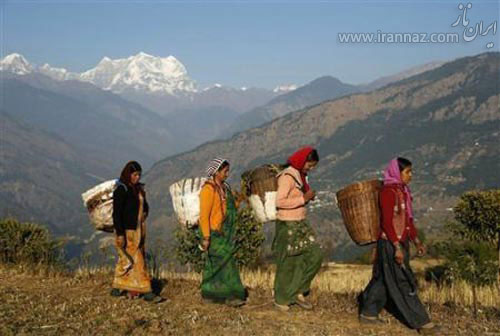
[358,158,438,334]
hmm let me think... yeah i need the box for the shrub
[453,190,500,281]
[430,239,497,316]
[0,218,64,266]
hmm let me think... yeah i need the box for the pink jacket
[276,167,307,221]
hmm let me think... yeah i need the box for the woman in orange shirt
[198,158,246,307]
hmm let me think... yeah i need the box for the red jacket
[379,185,417,244]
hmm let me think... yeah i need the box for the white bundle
[249,191,277,223]
[81,179,120,232]
[169,177,207,228]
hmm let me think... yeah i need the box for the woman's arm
[409,217,418,242]
[199,184,215,239]
[380,189,399,245]
[276,174,305,209]
[113,185,127,236]
[143,195,149,219]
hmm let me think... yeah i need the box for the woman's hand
[394,244,404,265]
[116,235,126,248]
[413,238,426,257]
[370,246,377,264]
[201,238,210,252]
[304,189,316,203]
[416,243,426,257]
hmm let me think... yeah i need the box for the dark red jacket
[379,185,417,244]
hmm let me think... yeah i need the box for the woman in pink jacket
[273,147,324,311]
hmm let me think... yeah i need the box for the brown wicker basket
[241,164,282,202]
[336,180,382,245]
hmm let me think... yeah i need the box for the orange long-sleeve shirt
[199,182,226,238]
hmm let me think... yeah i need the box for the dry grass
[1,262,499,335]
[164,261,500,309]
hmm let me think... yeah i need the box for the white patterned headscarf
[206,157,229,177]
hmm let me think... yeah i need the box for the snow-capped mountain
[79,52,197,94]
[0,53,33,75]
[273,84,298,93]
[202,83,254,92]
[38,63,79,81]
[1,52,197,96]
[202,83,225,91]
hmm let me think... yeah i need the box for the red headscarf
[287,146,315,192]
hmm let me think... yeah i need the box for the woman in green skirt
[198,158,246,307]
[273,147,324,311]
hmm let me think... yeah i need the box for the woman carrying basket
[358,157,438,334]
[199,158,247,307]
[273,147,324,311]
[111,161,163,303]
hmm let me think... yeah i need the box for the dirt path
[0,267,498,335]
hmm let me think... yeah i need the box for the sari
[200,189,246,302]
[359,239,430,329]
[112,193,152,293]
[272,219,323,305]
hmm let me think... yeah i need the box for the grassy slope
[1,264,499,336]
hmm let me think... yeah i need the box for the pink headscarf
[383,158,414,220]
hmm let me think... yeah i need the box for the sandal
[295,294,313,310]
[419,323,440,335]
[225,298,246,308]
[143,292,166,303]
[359,314,386,325]
[110,288,126,297]
[274,302,290,312]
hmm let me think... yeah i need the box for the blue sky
[2,0,499,89]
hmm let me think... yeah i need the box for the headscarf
[287,146,315,193]
[383,158,414,220]
[206,157,229,178]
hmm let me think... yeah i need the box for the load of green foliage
[174,206,265,273]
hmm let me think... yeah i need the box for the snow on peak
[0,53,33,75]
[39,63,80,81]
[80,52,197,94]
[202,83,226,91]
[0,53,79,80]
[1,52,197,95]
[273,84,298,93]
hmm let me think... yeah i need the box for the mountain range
[143,52,500,259]
[1,52,197,95]
[0,111,105,236]
[3,50,490,261]
[0,52,281,108]
[2,72,176,170]
[226,76,360,136]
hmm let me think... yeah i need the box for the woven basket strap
[283,173,304,192]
